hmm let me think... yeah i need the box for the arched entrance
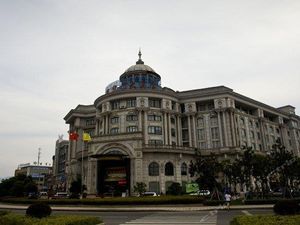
[97,149,130,196]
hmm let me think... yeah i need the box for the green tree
[268,139,295,198]
[0,174,37,197]
[133,182,146,196]
[69,179,82,198]
[167,182,182,195]
[189,151,222,199]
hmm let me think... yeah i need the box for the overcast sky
[0,0,300,178]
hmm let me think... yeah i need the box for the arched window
[165,162,174,176]
[148,162,159,176]
[181,163,187,176]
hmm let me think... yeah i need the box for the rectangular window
[242,129,246,138]
[86,119,95,126]
[198,129,205,141]
[211,127,219,139]
[240,117,245,125]
[199,142,206,149]
[110,128,119,134]
[212,140,220,148]
[171,128,176,137]
[148,98,161,108]
[257,132,261,140]
[148,139,163,145]
[171,117,176,124]
[111,117,119,124]
[126,126,138,132]
[126,115,138,121]
[210,116,218,127]
[250,131,254,139]
[148,126,162,135]
[197,118,204,127]
[111,101,120,110]
[148,115,162,121]
[126,98,136,108]
[208,103,214,110]
[197,104,206,111]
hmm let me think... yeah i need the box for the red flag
[69,132,79,141]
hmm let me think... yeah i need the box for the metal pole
[81,140,84,198]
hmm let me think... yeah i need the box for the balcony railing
[143,144,195,153]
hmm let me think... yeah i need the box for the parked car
[39,191,48,199]
[28,192,39,199]
[189,190,211,196]
[143,191,159,197]
[52,192,69,199]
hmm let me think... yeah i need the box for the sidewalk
[0,203,274,212]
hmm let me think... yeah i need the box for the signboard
[105,167,126,182]
[185,182,199,193]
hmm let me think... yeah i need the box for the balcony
[142,144,195,154]
[91,132,143,143]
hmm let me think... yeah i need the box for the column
[138,110,142,131]
[164,112,168,145]
[222,111,229,147]
[176,115,181,146]
[230,111,237,146]
[217,112,224,147]
[105,115,109,134]
[187,116,192,147]
[192,115,197,147]
[144,111,148,144]
[168,113,172,145]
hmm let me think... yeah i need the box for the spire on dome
[136,48,144,64]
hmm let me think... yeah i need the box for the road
[10,208,273,225]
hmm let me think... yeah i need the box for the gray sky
[1,0,300,178]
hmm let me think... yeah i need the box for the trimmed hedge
[0,195,204,205]
[0,213,102,225]
[26,203,52,218]
[273,200,300,215]
[0,210,10,216]
[244,198,300,205]
[230,215,300,225]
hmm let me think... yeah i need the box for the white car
[143,191,159,197]
[189,190,210,196]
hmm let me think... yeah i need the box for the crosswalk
[119,211,218,225]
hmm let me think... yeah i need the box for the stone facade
[64,52,300,196]
[53,139,68,191]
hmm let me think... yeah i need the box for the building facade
[52,139,69,191]
[64,51,300,196]
[15,163,52,191]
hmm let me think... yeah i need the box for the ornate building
[64,51,300,196]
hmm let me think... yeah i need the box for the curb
[0,204,274,212]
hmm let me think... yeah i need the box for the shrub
[230,215,300,225]
[0,211,10,216]
[273,200,300,215]
[26,203,52,218]
[0,214,102,225]
[1,195,205,205]
[133,182,147,196]
[167,182,182,195]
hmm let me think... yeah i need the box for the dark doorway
[97,157,130,196]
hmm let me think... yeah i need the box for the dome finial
[136,48,144,65]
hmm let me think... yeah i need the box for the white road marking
[241,210,252,216]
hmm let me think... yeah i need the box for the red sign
[118,179,127,185]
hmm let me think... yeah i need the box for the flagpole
[81,135,84,198]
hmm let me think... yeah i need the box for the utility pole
[37,147,41,192]
[38,147,41,166]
